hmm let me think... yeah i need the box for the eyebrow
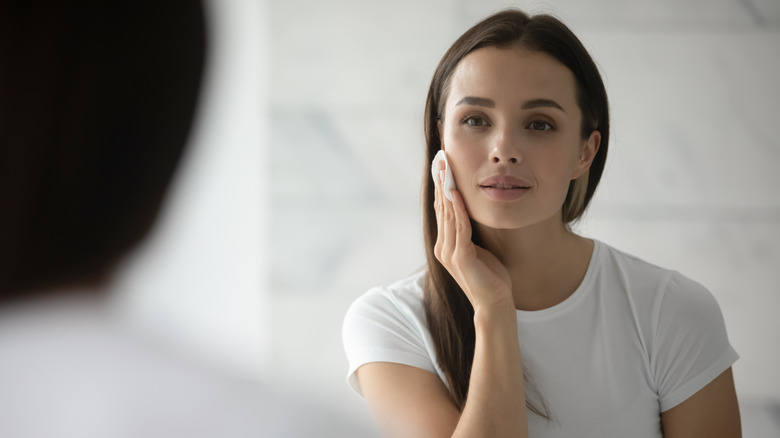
[456,96,494,108]
[522,98,565,112]
[455,96,565,113]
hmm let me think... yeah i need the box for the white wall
[113,0,270,379]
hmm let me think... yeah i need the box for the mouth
[479,183,529,189]
[478,175,532,189]
[478,176,532,201]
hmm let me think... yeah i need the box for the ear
[437,120,445,151]
[571,130,601,179]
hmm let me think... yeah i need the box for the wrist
[473,301,517,329]
[472,301,523,363]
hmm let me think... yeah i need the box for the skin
[438,46,598,312]
[357,46,740,437]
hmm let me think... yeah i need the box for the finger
[450,189,473,261]
[433,166,444,260]
[439,175,456,266]
[434,165,446,222]
[433,175,444,261]
[437,160,447,202]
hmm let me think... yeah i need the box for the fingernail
[439,170,445,185]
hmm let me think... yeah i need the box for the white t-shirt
[342,240,738,437]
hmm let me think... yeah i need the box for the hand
[433,161,514,311]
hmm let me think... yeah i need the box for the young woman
[342,9,740,438]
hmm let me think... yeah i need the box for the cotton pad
[431,150,456,202]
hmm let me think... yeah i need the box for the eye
[528,120,553,131]
[461,115,490,127]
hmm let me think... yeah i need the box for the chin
[469,206,565,232]
[471,215,527,231]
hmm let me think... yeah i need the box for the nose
[491,154,519,164]
[489,128,522,164]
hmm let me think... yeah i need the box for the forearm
[453,304,528,438]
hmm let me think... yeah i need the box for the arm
[660,367,741,438]
[356,167,527,438]
[357,363,459,438]
[357,304,526,438]
[455,304,527,437]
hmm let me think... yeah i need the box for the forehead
[445,46,579,112]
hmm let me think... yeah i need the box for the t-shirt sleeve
[651,272,739,412]
[342,288,437,396]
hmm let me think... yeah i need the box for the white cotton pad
[431,150,456,202]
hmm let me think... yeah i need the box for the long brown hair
[422,9,610,413]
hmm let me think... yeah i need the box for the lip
[478,175,532,201]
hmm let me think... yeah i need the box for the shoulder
[592,241,684,315]
[653,269,738,410]
[343,270,427,329]
[652,268,733,354]
[653,270,728,336]
[596,240,675,286]
[594,241,728,340]
[595,242,738,410]
[596,241,722,323]
[645,264,731,361]
[342,270,436,395]
[593,241,738,410]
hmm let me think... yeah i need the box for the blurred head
[0,0,207,301]
[421,9,609,409]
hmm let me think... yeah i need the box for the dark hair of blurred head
[0,0,207,302]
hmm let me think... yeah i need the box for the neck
[474,216,593,311]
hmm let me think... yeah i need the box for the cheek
[538,141,582,178]
[443,143,481,190]
[545,154,578,179]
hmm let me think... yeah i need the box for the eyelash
[527,120,554,131]
[459,115,555,132]
[460,114,489,127]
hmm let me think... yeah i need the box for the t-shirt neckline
[514,239,601,321]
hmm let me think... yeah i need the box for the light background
[116,0,780,435]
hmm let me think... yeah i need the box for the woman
[342,8,740,438]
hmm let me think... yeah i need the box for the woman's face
[439,46,599,230]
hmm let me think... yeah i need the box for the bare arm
[660,367,741,437]
[357,363,459,438]
[356,167,527,437]
[357,305,526,438]
[455,304,527,437]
